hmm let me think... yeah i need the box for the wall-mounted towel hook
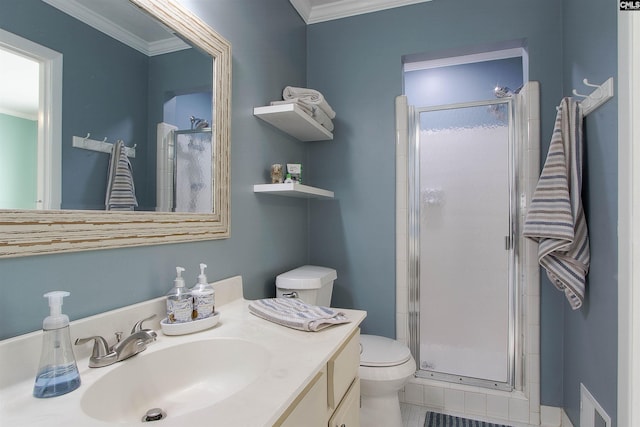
[72,135,136,158]
[572,89,589,98]
[582,78,600,88]
[573,77,614,116]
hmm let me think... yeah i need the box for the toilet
[276,265,416,427]
[359,334,416,427]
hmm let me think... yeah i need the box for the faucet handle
[131,314,157,334]
[75,336,111,358]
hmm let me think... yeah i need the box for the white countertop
[0,276,366,427]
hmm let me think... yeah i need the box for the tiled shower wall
[395,82,542,426]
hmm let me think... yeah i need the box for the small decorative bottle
[191,263,215,320]
[166,267,193,323]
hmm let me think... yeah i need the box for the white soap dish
[160,312,220,336]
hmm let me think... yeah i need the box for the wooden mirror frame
[0,0,231,258]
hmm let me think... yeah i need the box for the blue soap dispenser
[33,291,81,398]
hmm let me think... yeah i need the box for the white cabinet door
[329,378,360,427]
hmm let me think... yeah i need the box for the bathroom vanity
[0,276,366,426]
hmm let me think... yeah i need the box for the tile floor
[401,403,428,427]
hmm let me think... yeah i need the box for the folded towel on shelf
[248,298,350,332]
[523,97,589,310]
[282,86,336,119]
[105,140,138,211]
[270,98,314,115]
[270,98,335,131]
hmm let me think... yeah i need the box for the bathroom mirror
[0,0,231,258]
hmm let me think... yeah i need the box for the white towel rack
[573,77,614,116]
[72,134,136,158]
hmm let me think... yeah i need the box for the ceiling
[41,0,434,52]
[42,0,189,56]
[288,0,432,24]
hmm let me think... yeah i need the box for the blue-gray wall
[306,0,565,405]
[561,0,618,425]
[0,0,308,339]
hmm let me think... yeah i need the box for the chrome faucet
[75,314,157,368]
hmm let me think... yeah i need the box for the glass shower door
[413,100,515,388]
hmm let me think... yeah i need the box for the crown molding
[290,0,432,24]
[41,0,189,56]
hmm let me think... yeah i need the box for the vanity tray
[160,312,220,336]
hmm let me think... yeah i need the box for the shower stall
[396,82,541,423]
[156,120,213,213]
[408,98,516,390]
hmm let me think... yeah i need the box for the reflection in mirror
[0,0,231,257]
[1,0,214,213]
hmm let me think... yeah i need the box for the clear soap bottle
[166,267,193,323]
[191,263,215,320]
[33,291,81,398]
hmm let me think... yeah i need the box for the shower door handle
[505,235,512,250]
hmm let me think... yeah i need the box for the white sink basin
[80,338,270,423]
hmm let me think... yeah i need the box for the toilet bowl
[275,266,416,427]
[359,334,416,427]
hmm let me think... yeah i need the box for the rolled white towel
[270,98,314,115]
[270,98,334,132]
[282,86,336,119]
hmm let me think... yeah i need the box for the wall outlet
[580,383,611,427]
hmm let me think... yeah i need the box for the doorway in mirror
[0,29,62,210]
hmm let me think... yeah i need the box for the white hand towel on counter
[105,140,138,211]
[282,86,336,119]
[248,298,350,332]
[523,97,589,310]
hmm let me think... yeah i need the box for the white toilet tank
[275,265,337,306]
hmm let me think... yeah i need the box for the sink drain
[142,408,166,422]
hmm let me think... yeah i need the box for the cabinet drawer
[276,366,328,427]
[328,378,360,427]
[328,328,360,409]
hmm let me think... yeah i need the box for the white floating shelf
[253,104,333,141]
[253,183,334,199]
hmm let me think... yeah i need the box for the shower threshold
[415,369,514,392]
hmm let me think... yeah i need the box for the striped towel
[248,298,350,332]
[523,97,589,310]
[105,140,138,211]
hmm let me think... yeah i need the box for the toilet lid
[360,334,412,367]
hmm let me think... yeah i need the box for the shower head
[189,116,209,130]
[494,85,514,98]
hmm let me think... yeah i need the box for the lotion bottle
[191,263,215,320]
[33,291,81,398]
[166,267,193,323]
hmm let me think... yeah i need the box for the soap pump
[191,263,215,320]
[166,266,193,323]
[33,291,81,398]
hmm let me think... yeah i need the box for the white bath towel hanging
[523,97,590,309]
[105,140,138,211]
